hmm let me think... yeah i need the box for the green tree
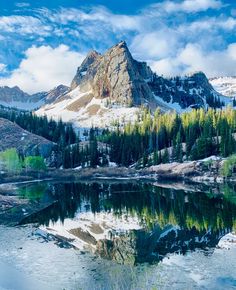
[24,156,47,171]
[0,148,22,173]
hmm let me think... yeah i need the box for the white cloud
[131,31,180,59]
[0,15,51,35]
[0,45,85,93]
[150,43,236,77]
[0,1,235,88]
[49,7,141,32]
[153,0,223,13]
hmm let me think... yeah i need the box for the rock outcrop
[69,41,228,110]
[71,41,155,106]
[0,118,57,164]
[44,85,69,104]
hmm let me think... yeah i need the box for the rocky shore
[0,155,231,187]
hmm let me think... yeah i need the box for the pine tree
[162,148,169,163]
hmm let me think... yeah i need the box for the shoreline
[0,160,234,188]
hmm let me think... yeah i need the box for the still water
[0,181,236,290]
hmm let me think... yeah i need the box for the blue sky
[0,0,235,93]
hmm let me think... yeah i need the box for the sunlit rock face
[36,42,231,128]
[70,41,226,110]
[71,41,154,107]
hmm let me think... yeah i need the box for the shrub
[24,156,46,171]
[220,154,236,178]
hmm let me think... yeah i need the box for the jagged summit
[70,40,154,106]
[71,50,101,90]
[0,41,227,128]
[45,85,69,104]
[36,41,231,128]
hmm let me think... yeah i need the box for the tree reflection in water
[20,182,236,264]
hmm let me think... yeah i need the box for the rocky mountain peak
[70,40,154,106]
[71,50,101,90]
[187,71,210,86]
[80,50,101,71]
[36,42,231,128]
[45,85,69,104]
[0,86,29,103]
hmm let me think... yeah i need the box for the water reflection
[19,182,236,264]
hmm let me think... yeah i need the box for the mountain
[150,71,230,110]
[0,86,45,110]
[0,85,69,111]
[0,42,229,128]
[71,42,155,107]
[44,85,69,104]
[210,76,236,98]
[37,41,230,128]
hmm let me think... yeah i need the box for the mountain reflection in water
[19,182,236,265]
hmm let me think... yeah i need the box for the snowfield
[36,86,141,128]
[210,76,236,98]
[0,99,45,111]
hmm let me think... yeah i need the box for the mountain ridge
[210,76,236,98]
[37,41,231,127]
[0,41,232,128]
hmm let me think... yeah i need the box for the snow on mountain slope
[36,86,140,128]
[0,99,45,111]
[37,42,232,128]
[0,86,45,110]
[0,85,69,111]
[210,77,236,98]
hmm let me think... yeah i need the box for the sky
[0,0,235,93]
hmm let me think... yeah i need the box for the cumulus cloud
[0,45,85,93]
[150,43,236,77]
[0,0,235,90]
[131,31,180,59]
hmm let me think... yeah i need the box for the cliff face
[71,41,154,106]
[44,85,69,104]
[36,41,231,128]
[70,41,228,110]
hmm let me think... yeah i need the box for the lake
[0,181,236,289]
